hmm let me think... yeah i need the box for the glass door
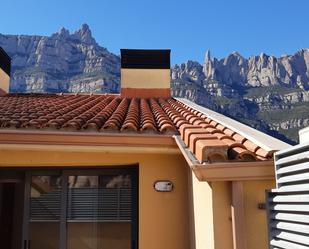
[23,168,138,249]
[23,172,63,249]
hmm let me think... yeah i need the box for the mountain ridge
[0,24,120,93]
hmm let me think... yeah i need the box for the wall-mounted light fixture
[154,180,173,192]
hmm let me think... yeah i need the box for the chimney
[0,47,11,96]
[120,49,171,98]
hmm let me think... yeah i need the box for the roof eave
[174,135,275,181]
[176,98,291,152]
[0,129,178,152]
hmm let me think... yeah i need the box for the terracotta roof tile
[102,98,129,131]
[212,132,230,140]
[84,97,120,130]
[221,137,246,149]
[140,98,157,133]
[210,120,218,127]
[121,98,139,132]
[216,124,226,132]
[204,127,219,134]
[223,128,236,137]
[200,123,215,129]
[232,133,247,143]
[183,127,210,146]
[228,147,257,161]
[195,139,228,163]
[255,148,273,158]
[149,98,177,134]
[189,133,217,154]
[192,119,206,126]
[243,140,260,153]
[179,124,201,141]
[0,93,274,162]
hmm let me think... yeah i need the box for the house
[0,48,290,249]
[266,126,309,248]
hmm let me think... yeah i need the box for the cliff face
[171,50,309,143]
[200,49,309,89]
[0,25,308,143]
[0,24,120,93]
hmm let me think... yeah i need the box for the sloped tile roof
[0,93,274,162]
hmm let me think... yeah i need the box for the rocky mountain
[0,24,120,93]
[203,49,309,89]
[171,50,309,143]
[0,24,308,143]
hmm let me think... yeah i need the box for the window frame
[21,166,139,249]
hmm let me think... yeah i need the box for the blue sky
[1,0,308,64]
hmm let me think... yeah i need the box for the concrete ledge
[192,161,274,181]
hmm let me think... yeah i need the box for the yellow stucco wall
[121,68,170,89]
[243,180,275,249]
[212,181,233,249]
[0,143,276,249]
[189,177,234,249]
[190,179,274,249]
[0,67,10,92]
[0,146,190,249]
[190,171,215,249]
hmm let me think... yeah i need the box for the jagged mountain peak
[297,48,309,54]
[50,24,96,45]
[222,51,247,69]
[259,52,268,57]
[204,49,211,62]
[54,27,70,39]
[73,23,96,45]
[185,60,202,67]
[231,51,243,57]
[80,23,90,32]
[186,49,309,89]
[59,27,69,34]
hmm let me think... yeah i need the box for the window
[23,168,138,249]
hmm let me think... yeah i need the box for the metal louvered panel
[270,239,309,249]
[267,141,309,249]
[30,188,131,222]
[275,150,309,190]
[267,190,309,248]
